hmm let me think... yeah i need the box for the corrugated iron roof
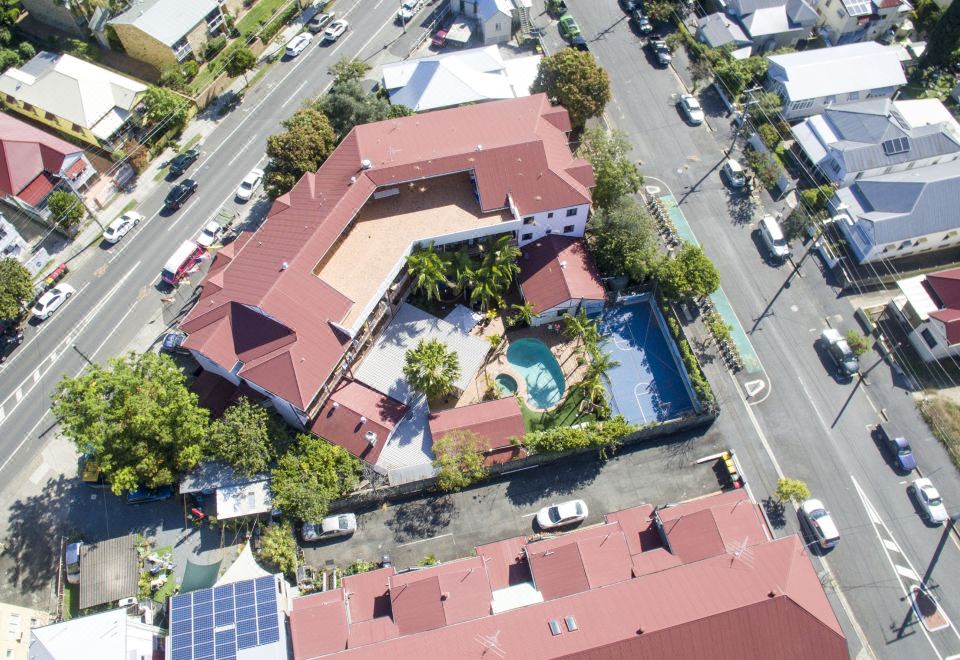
[290,590,349,657]
[519,236,606,315]
[427,397,525,452]
[389,557,492,635]
[0,112,83,197]
[78,534,138,609]
[310,379,408,463]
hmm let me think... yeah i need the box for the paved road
[561,1,960,657]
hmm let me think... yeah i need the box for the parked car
[65,542,82,584]
[161,331,188,354]
[168,148,200,177]
[165,179,198,210]
[558,14,581,40]
[620,0,637,11]
[820,328,860,380]
[196,221,224,248]
[307,11,335,32]
[103,211,144,244]
[758,214,790,262]
[650,39,672,65]
[397,0,422,22]
[677,94,704,124]
[236,168,264,202]
[0,327,23,363]
[911,478,948,525]
[301,513,357,541]
[31,284,75,321]
[285,32,312,58]
[876,424,916,472]
[80,454,108,488]
[323,19,349,42]
[721,158,746,187]
[799,499,840,550]
[536,499,588,530]
[546,0,568,15]
[126,486,173,505]
[630,9,653,33]
[431,29,448,47]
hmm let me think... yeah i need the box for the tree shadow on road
[763,497,787,529]
[386,495,457,544]
[503,455,604,507]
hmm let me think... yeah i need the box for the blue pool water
[506,338,566,409]
[495,373,518,396]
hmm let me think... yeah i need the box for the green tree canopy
[470,234,520,312]
[531,48,611,129]
[432,430,489,492]
[270,434,361,522]
[258,522,298,577]
[924,0,960,65]
[52,352,210,494]
[403,339,461,400]
[210,398,284,476]
[329,57,372,85]
[313,80,412,139]
[576,127,642,210]
[47,190,85,230]
[775,477,810,504]
[658,243,721,301]
[712,53,769,100]
[0,258,33,320]
[225,46,257,78]
[585,196,662,283]
[265,107,337,197]
[142,86,189,133]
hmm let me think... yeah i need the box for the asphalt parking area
[302,425,727,570]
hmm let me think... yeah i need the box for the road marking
[397,532,452,547]
[227,135,259,166]
[520,512,537,518]
[895,564,920,581]
[281,79,310,108]
[882,538,901,553]
[165,199,201,232]
[796,375,831,431]
[89,303,139,360]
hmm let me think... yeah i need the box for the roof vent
[365,431,378,446]
[359,416,367,425]
[280,261,289,270]
[548,620,562,636]
[768,589,777,598]
[361,159,372,170]
[564,616,578,632]
[475,144,483,152]
[440,592,449,601]
[350,176,357,184]
[331,402,340,410]
[559,260,567,269]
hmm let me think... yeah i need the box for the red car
[431,29,447,47]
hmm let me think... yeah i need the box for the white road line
[796,375,832,432]
[520,512,537,518]
[397,532,452,547]
[89,303,139,360]
[14,389,21,403]
[0,282,91,372]
[281,79,310,108]
[227,135,259,167]
[31,370,39,383]
[895,564,920,581]
[882,538,902,553]
[165,199,201,232]
[108,214,157,264]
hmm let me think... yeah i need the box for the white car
[911,478,948,524]
[196,221,224,248]
[236,168,264,202]
[31,284,75,320]
[677,94,704,125]
[536,499,588,530]
[397,0,422,22]
[308,11,335,32]
[323,19,349,42]
[799,499,840,549]
[103,212,144,244]
[285,33,312,58]
[301,513,357,542]
[721,159,746,188]
[758,215,790,262]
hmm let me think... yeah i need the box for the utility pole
[726,85,763,157]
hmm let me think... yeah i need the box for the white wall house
[455,0,515,45]
[814,0,910,46]
[767,42,906,119]
[889,269,960,363]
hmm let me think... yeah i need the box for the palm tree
[508,301,536,327]
[444,248,476,299]
[406,243,447,303]
[563,309,599,354]
[469,268,502,312]
[470,235,520,310]
[586,345,620,386]
[403,339,461,400]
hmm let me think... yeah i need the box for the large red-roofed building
[892,267,960,363]
[518,235,606,326]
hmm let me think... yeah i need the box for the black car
[168,148,200,177]
[569,34,588,51]
[165,179,198,210]
[0,328,23,362]
[161,331,188,353]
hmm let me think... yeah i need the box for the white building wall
[835,210,960,264]
[531,298,604,326]
[774,78,899,119]
[516,204,589,246]
[482,11,513,45]
[835,153,960,185]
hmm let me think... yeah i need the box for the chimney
[331,402,340,411]
[440,592,449,601]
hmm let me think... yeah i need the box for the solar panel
[173,633,192,650]
[214,647,236,660]
[237,632,258,650]
[194,600,213,618]
[234,592,255,609]
[195,640,214,658]
[214,584,234,599]
[172,648,192,660]
[172,594,192,611]
[255,576,274,592]
[257,615,275,632]
[236,605,256,622]
[843,0,871,15]
[234,580,254,595]
[173,619,192,637]
[194,589,213,604]
[258,625,280,645]
[214,608,234,627]
[194,627,214,645]
[195,614,214,632]
[256,589,277,607]
[236,619,257,636]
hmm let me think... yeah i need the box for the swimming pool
[495,373,518,396]
[506,338,566,409]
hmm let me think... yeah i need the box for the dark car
[126,485,173,504]
[620,0,637,10]
[820,328,860,380]
[168,148,200,177]
[161,331,188,353]
[569,34,588,51]
[165,179,198,210]
[0,328,23,362]
[649,38,672,65]
[876,424,916,472]
[631,9,653,32]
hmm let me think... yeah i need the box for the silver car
[65,541,82,584]
[677,94,704,125]
[301,513,357,542]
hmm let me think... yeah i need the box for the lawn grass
[519,385,594,433]
[63,583,79,620]
[917,395,960,470]
[237,0,292,38]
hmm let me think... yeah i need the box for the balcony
[172,40,193,62]
[206,9,225,34]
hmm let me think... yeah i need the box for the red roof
[519,236,605,315]
[475,536,531,590]
[290,590,348,657]
[182,95,591,413]
[428,397,525,452]
[931,308,960,345]
[605,504,661,556]
[341,567,399,648]
[926,267,960,309]
[388,557,492,635]
[310,378,408,463]
[17,172,57,206]
[526,522,633,600]
[0,112,85,197]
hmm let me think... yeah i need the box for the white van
[161,240,205,285]
[758,215,790,262]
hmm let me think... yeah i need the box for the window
[545,229,553,235]
[830,161,841,174]
[547,212,554,219]
[521,232,533,241]
[22,102,32,111]
[922,328,938,349]
[790,99,814,111]
[847,91,859,101]
[565,208,577,217]
[523,216,534,225]
[564,224,575,233]
[495,22,502,30]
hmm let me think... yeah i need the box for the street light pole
[726,85,763,157]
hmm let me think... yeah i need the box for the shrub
[260,4,299,42]
[846,329,870,357]
[757,123,780,149]
[432,430,488,492]
[775,478,810,504]
[344,559,377,575]
[204,35,227,60]
[258,523,298,578]
[521,416,635,457]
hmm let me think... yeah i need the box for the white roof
[491,582,545,614]
[108,0,220,47]
[896,98,960,135]
[215,542,272,586]
[384,46,540,112]
[477,0,513,21]
[30,609,159,660]
[0,52,146,132]
[767,42,905,102]
[898,274,939,321]
[215,479,273,520]
[790,114,833,165]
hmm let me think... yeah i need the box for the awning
[91,107,131,141]
[215,479,273,520]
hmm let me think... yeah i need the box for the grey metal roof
[179,461,268,494]
[728,0,815,37]
[697,13,751,48]
[78,534,138,610]
[767,43,906,102]
[837,159,960,245]
[108,0,219,47]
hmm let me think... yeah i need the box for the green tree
[576,127,642,210]
[508,301,535,327]
[52,352,210,494]
[432,430,489,492]
[744,147,782,191]
[914,0,944,35]
[210,398,280,476]
[747,91,784,124]
[0,258,32,320]
[265,107,337,197]
[713,53,769,100]
[531,48,611,129]
[585,196,661,282]
[270,434,361,522]
[329,57,372,85]
[225,46,257,78]
[403,339,461,400]
[658,243,721,302]
[846,329,870,357]
[142,86,189,133]
[585,345,620,386]
[563,308,600,355]
[644,0,679,22]
[314,79,412,139]
[775,477,811,504]
[46,190,85,229]
[258,523,298,578]
[924,0,960,65]
[443,248,476,298]
[470,235,520,311]
[407,242,448,302]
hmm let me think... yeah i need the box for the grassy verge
[112,199,139,221]
[154,137,203,181]
[63,583,79,620]
[237,0,292,37]
[519,386,594,433]
[917,395,960,470]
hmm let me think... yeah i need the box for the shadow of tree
[385,495,456,544]
[763,497,786,529]
[503,454,604,507]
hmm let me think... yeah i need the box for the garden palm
[403,339,461,400]
[406,243,447,302]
